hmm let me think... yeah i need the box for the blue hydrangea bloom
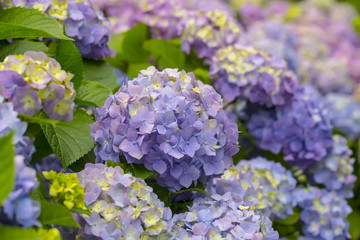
[209,45,298,105]
[306,135,356,199]
[182,10,244,58]
[0,51,76,121]
[294,187,351,240]
[91,66,239,191]
[323,93,360,140]
[167,193,279,239]
[210,157,297,219]
[76,163,172,239]
[1,0,111,60]
[2,155,41,227]
[247,86,333,170]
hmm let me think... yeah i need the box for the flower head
[91,67,239,191]
[0,51,76,121]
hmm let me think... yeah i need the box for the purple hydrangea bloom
[76,163,172,239]
[246,20,299,72]
[294,187,351,240]
[182,10,244,58]
[306,135,356,199]
[2,0,111,60]
[91,67,239,191]
[2,155,41,227]
[323,93,360,140]
[210,157,297,219]
[247,86,333,170]
[167,193,279,239]
[209,45,298,105]
[0,51,76,121]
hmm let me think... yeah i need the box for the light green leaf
[39,201,80,227]
[83,59,119,90]
[0,7,72,40]
[143,39,186,69]
[75,81,111,107]
[0,133,15,205]
[55,40,84,90]
[0,39,49,61]
[41,109,95,167]
[0,225,60,240]
[112,23,150,63]
[127,62,151,78]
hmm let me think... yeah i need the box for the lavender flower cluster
[247,87,333,170]
[182,10,243,58]
[209,45,298,105]
[210,157,297,219]
[91,66,239,191]
[1,155,40,227]
[76,163,172,239]
[323,93,360,140]
[307,135,356,199]
[168,193,279,239]
[294,187,351,240]
[0,51,76,121]
[1,0,111,60]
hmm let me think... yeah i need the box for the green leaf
[127,62,151,78]
[143,39,186,68]
[83,59,119,90]
[107,160,154,180]
[0,39,49,61]
[275,208,300,225]
[75,81,111,107]
[0,133,15,205]
[0,225,59,240]
[68,149,96,172]
[30,131,53,164]
[0,7,72,40]
[41,109,95,167]
[192,68,212,85]
[349,210,360,240]
[55,40,84,90]
[112,23,150,63]
[39,201,80,227]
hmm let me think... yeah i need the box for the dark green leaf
[68,149,96,172]
[41,109,95,167]
[275,208,300,225]
[0,7,72,40]
[112,23,150,63]
[39,201,80,227]
[349,210,360,240]
[30,131,53,164]
[75,81,111,107]
[143,39,186,69]
[0,39,49,61]
[192,68,212,85]
[107,160,154,180]
[0,133,15,205]
[55,40,84,90]
[83,59,119,90]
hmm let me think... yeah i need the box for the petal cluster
[294,187,351,240]
[91,66,239,191]
[76,163,172,239]
[182,10,243,58]
[168,193,279,239]
[307,135,356,199]
[0,51,76,121]
[210,157,297,219]
[247,87,333,169]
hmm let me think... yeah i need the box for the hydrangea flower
[247,86,333,169]
[209,45,298,105]
[1,0,111,60]
[182,10,243,58]
[246,20,299,72]
[294,187,351,240]
[91,66,239,191]
[2,155,41,227]
[0,51,76,121]
[210,157,297,219]
[168,193,279,239]
[306,135,356,199]
[43,171,87,210]
[75,163,172,239]
[323,93,360,140]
